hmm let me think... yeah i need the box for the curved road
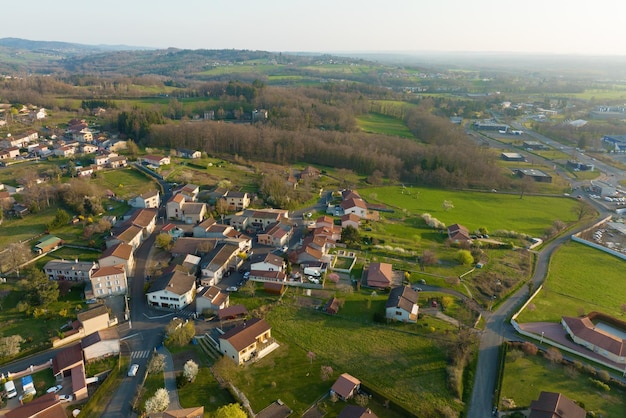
[467,202,611,414]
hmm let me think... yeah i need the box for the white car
[128,363,139,377]
[46,384,63,393]
[59,394,73,402]
[226,286,238,292]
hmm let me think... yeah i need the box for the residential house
[5,393,67,418]
[29,107,47,120]
[31,144,51,158]
[177,148,201,159]
[224,191,250,211]
[170,237,217,257]
[330,373,361,401]
[128,190,161,209]
[146,270,197,310]
[257,222,291,247]
[162,223,185,240]
[249,209,288,230]
[341,213,361,230]
[80,144,98,154]
[529,392,586,418]
[248,270,286,284]
[316,215,335,229]
[33,235,63,254]
[43,260,97,281]
[0,146,19,160]
[143,154,171,166]
[251,253,285,272]
[76,165,95,177]
[195,285,229,315]
[81,328,120,361]
[291,245,325,265]
[90,265,127,297]
[218,317,276,365]
[99,242,135,277]
[166,194,186,220]
[300,165,321,179]
[313,225,341,243]
[385,286,419,323]
[200,243,242,286]
[176,184,200,202]
[340,197,367,219]
[127,208,157,236]
[108,155,127,168]
[106,224,144,250]
[338,406,378,418]
[447,224,471,243]
[163,407,205,418]
[72,129,93,143]
[166,194,208,224]
[364,262,393,289]
[94,153,116,166]
[192,218,218,237]
[0,131,37,149]
[229,213,249,230]
[180,254,201,275]
[77,305,114,335]
[54,145,76,158]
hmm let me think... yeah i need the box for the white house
[81,329,120,362]
[385,285,419,323]
[218,317,275,365]
[146,270,196,310]
[129,190,161,209]
[195,285,229,315]
[200,243,242,287]
[251,253,286,272]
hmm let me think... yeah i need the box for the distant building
[513,168,552,183]
[501,152,524,162]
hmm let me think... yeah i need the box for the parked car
[243,271,250,279]
[59,394,73,402]
[46,385,63,393]
[226,286,238,292]
[128,364,139,377]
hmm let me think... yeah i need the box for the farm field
[499,345,625,416]
[362,186,580,237]
[355,113,415,138]
[162,157,257,192]
[227,299,461,416]
[516,241,626,322]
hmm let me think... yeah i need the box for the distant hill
[0,37,152,53]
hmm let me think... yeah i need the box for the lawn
[355,113,415,138]
[136,368,165,415]
[362,186,580,237]
[499,346,625,416]
[225,299,462,416]
[91,166,159,199]
[178,367,235,416]
[516,241,626,322]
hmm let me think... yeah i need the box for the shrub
[183,359,199,382]
[597,369,610,382]
[144,388,169,413]
[147,354,165,374]
[446,365,463,399]
[521,341,538,356]
[588,378,610,392]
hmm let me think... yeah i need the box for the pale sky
[3,0,626,55]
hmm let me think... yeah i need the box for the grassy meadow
[355,113,415,138]
[500,346,626,416]
[362,186,580,237]
[225,298,461,416]
[92,166,160,199]
[516,241,626,322]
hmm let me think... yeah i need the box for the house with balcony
[146,270,197,310]
[44,260,97,281]
[218,318,277,365]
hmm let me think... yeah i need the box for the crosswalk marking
[131,350,150,359]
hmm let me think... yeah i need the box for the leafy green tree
[19,267,59,306]
[456,250,474,266]
[165,318,195,347]
[214,403,247,418]
[155,233,173,250]
[48,209,70,230]
[341,225,360,246]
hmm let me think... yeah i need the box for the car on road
[281,245,289,253]
[59,394,73,402]
[243,271,250,279]
[46,385,63,393]
[128,364,139,377]
[226,286,238,292]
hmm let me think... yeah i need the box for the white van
[4,380,17,398]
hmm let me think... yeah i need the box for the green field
[362,186,580,237]
[355,113,415,138]
[227,297,461,416]
[92,166,159,199]
[517,241,626,322]
[500,346,625,415]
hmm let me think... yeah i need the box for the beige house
[143,154,171,166]
[91,265,127,297]
[129,190,160,209]
[219,317,276,365]
[224,191,250,211]
[257,222,291,247]
[81,328,120,361]
[200,243,242,286]
[195,285,229,315]
[107,224,144,250]
[99,242,135,277]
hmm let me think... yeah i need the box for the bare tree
[571,201,595,221]
[0,242,30,276]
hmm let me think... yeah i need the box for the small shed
[263,282,285,295]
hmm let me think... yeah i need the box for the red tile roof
[366,262,392,288]
[219,317,271,351]
[529,391,586,418]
